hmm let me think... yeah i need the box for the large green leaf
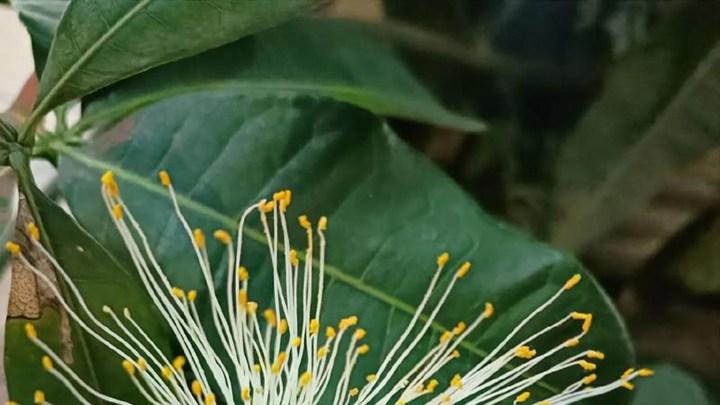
[57,91,633,403]
[32,0,319,120]
[10,0,67,76]
[78,18,485,133]
[632,364,710,405]
[4,183,169,404]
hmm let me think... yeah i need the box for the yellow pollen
[238,290,248,308]
[41,355,53,371]
[26,223,40,241]
[451,374,463,389]
[259,200,275,214]
[437,252,450,267]
[515,346,537,359]
[173,355,186,370]
[326,326,336,339]
[187,290,197,302]
[299,215,311,230]
[622,381,635,391]
[451,350,460,358]
[587,350,605,360]
[426,379,439,392]
[204,393,216,405]
[101,170,119,196]
[253,364,261,373]
[638,368,655,377]
[161,366,173,380]
[456,261,471,278]
[318,216,328,231]
[484,302,494,318]
[299,371,313,386]
[317,346,329,358]
[34,390,45,404]
[291,337,302,347]
[357,344,370,355]
[440,331,452,343]
[213,230,231,245]
[191,380,203,396]
[24,323,37,339]
[241,387,251,401]
[583,315,593,333]
[193,229,206,248]
[158,170,171,187]
[278,319,288,335]
[354,328,367,340]
[172,287,185,299]
[137,358,147,372]
[515,391,531,402]
[280,190,292,212]
[339,316,358,330]
[122,359,135,376]
[271,352,287,374]
[349,388,359,397]
[564,274,582,290]
[366,374,377,383]
[578,360,597,371]
[622,368,635,379]
[237,266,249,281]
[247,302,258,315]
[5,241,20,257]
[309,318,320,335]
[112,204,123,220]
[453,321,466,335]
[290,249,299,266]
[564,338,580,347]
[582,374,597,385]
[263,309,277,327]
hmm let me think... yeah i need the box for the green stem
[8,147,103,397]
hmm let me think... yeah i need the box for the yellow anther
[638,368,655,377]
[484,302,494,318]
[24,323,37,339]
[451,374,463,389]
[241,387,251,401]
[122,359,135,376]
[587,350,605,360]
[204,393,216,405]
[451,350,460,358]
[515,346,537,359]
[191,380,203,396]
[453,321,466,335]
[41,355,53,370]
[299,371,313,387]
[187,290,197,302]
[583,315,593,333]
[137,358,147,372]
[357,344,370,355]
[309,318,320,335]
[5,401,19,405]
[564,338,580,347]
[582,374,597,385]
[349,388,359,397]
[570,312,590,320]
[317,346,329,358]
[326,326,336,339]
[173,355,186,370]
[354,328,367,340]
[5,241,20,257]
[263,309,277,327]
[172,287,185,299]
[260,200,275,214]
[426,379,439,392]
[622,381,635,391]
[280,190,292,212]
[237,266,249,281]
[158,170,171,187]
[291,337,302,347]
[299,215,311,230]
[161,366,173,380]
[578,360,597,371]
[253,364,261,373]
[247,302,258,315]
[34,389,45,404]
[238,290,248,308]
[290,249,299,266]
[278,319,288,335]
[622,368,636,379]
[101,170,119,196]
[273,190,286,202]
[437,252,450,267]
[339,316,358,330]
[271,352,287,374]
[213,230,231,245]
[112,204,123,220]
[440,331,452,343]
[318,216,328,231]
[515,391,531,403]
[193,229,205,249]
[366,374,377,383]
[26,223,40,241]
[564,274,582,290]
[456,261,471,278]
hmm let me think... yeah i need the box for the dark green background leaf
[80,18,484,133]
[4,185,169,404]
[632,364,710,405]
[57,92,633,403]
[35,0,320,115]
[10,0,67,76]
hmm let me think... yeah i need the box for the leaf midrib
[55,142,561,396]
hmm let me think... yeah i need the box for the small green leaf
[57,92,633,403]
[33,0,320,118]
[79,18,485,133]
[4,185,170,405]
[632,364,710,405]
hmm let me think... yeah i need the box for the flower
[5,170,652,405]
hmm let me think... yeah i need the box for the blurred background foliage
[327,0,720,400]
